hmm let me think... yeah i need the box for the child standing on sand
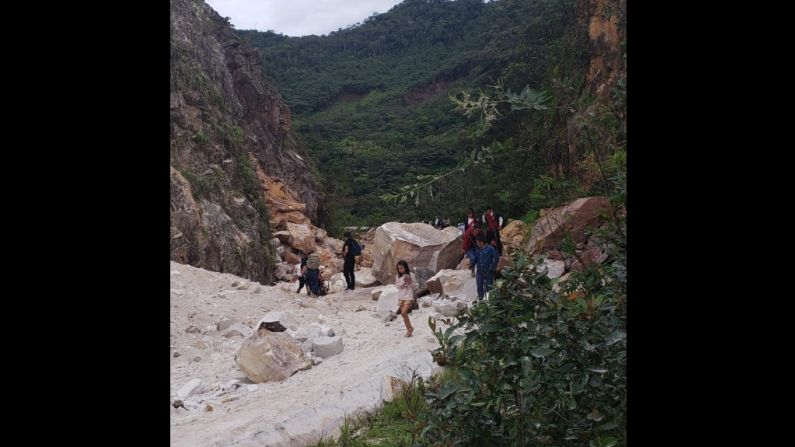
[395,260,414,337]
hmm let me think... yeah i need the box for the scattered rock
[537,259,566,278]
[552,273,571,292]
[223,323,254,338]
[236,331,311,383]
[318,324,335,337]
[172,400,184,409]
[426,269,477,300]
[432,298,467,317]
[185,325,200,334]
[354,268,380,288]
[173,351,181,358]
[222,379,240,391]
[382,311,397,322]
[177,378,205,399]
[192,356,202,362]
[205,404,214,412]
[274,263,292,281]
[192,340,208,350]
[328,273,348,294]
[258,312,287,332]
[216,317,234,331]
[313,336,344,358]
[375,285,399,318]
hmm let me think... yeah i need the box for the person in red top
[461,221,483,277]
[464,207,477,232]
[482,206,503,255]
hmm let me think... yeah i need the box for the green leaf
[605,330,626,346]
[531,347,554,358]
[597,421,619,432]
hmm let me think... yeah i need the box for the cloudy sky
[206,0,405,36]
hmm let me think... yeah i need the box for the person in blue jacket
[474,235,499,301]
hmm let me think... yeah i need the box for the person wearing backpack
[305,252,322,297]
[342,231,362,291]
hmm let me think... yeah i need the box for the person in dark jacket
[295,253,308,294]
[342,231,357,291]
[474,236,499,301]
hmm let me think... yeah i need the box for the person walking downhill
[474,235,499,301]
[482,206,504,255]
[395,260,414,337]
[461,221,484,277]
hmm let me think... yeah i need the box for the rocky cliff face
[170,0,320,282]
[584,0,625,99]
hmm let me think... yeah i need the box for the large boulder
[375,285,400,318]
[285,222,317,253]
[322,237,344,255]
[412,267,435,297]
[426,269,477,301]
[274,231,291,243]
[526,197,610,254]
[372,222,462,284]
[282,249,300,265]
[500,220,527,252]
[568,239,609,272]
[235,330,311,383]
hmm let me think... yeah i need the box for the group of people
[291,206,506,335]
[461,206,506,301]
[293,231,361,297]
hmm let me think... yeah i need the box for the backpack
[306,254,320,270]
[349,239,363,256]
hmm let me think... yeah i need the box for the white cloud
[206,0,405,36]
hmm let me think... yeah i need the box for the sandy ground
[170,261,443,446]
